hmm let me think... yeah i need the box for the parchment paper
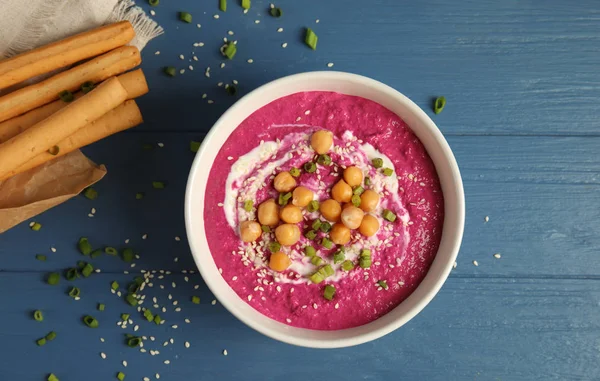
[0,150,106,233]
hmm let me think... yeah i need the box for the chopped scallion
[371,158,384,168]
[34,310,44,321]
[122,248,134,263]
[179,11,192,23]
[289,167,300,177]
[364,176,371,186]
[311,219,322,230]
[192,296,200,304]
[135,192,145,200]
[68,287,80,298]
[226,84,238,96]
[45,331,57,341]
[31,222,42,231]
[434,96,446,114]
[243,200,253,212]
[319,221,331,233]
[35,254,47,261]
[307,200,319,212]
[219,0,227,11]
[47,272,60,285]
[304,28,318,50]
[65,268,78,281]
[321,237,333,249]
[309,272,324,284]
[164,66,176,77]
[126,294,138,307]
[341,260,355,271]
[241,0,250,9]
[351,194,361,207]
[121,313,130,321]
[78,237,92,255]
[81,263,94,277]
[152,181,166,189]
[90,249,103,259]
[47,145,60,156]
[261,225,271,233]
[143,309,154,322]
[117,371,126,381]
[311,256,323,266]
[111,281,119,291]
[304,246,316,257]
[353,186,364,196]
[83,187,97,200]
[148,0,159,6]
[303,162,317,173]
[382,168,394,176]
[36,337,47,346]
[268,241,281,253]
[333,250,345,264]
[153,315,162,325]
[223,42,237,59]
[382,209,397,222]
[98,303,105,311]
[317,154,331,165]
[323,284,336,300]
[83,315,99,328]
[190,141,201,153]
[269,7,282,17]
[304,229,317,240]
[48,374,59,381]
[378,280,389,289]
[105,247,118,256]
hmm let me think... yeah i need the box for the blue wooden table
[1,1,599,380]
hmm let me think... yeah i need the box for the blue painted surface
[1,1,599,380]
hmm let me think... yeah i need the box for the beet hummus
[204,92,444,330]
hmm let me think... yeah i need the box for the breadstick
[0,100,142,181]
[0,21,135,91]
[0,46,140,123]
[0,77,127,180]
[0,69,148,143]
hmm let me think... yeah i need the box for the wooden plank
[135,0,600,135]
[1,272,598,380]
[1,133,598,277]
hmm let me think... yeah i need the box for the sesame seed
[100,352,107,359]
[185,341,190,348]
[453,261,457,269]
[193,56,198,61]
[164,360,170,364]
[247,295,253,301]
[223,349,228,356]
[494,253,501,259]
[100,338,105,342]
[123,360,128,367]
[227,156,234,160]
[150,10,155,16]
[281,42,288,48]
[286,318,292,323]
[255,20,260,24]
[247,58,254,63]
[484,216,490,222]
[142,233,148,239]
[277,27,283,32]
[156,374,160,379]
[327,63,334,68]
[197,24,201,28]
[179,69,185,74]
[185,318,191,323]
[214,14,220,19]
[334,303,339,309]
[211,300,217,305]
[228,30,234,35]
[179,54,184,60]
[313,303,318,309]
[144,378,150,381]
[316,19,320,23]
[50,247,57,253]
[473,260,479,266]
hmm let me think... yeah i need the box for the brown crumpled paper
[0,150,106,233]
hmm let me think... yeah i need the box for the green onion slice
[78,237,92,255]
[304,230,317,240]
[323,284,336,300]
[268,241,281,253]
[81,263,94,277]
[179,11,192,23]
[307,200,319,212]
[241,0,250,9]
[371,158,383,168]
[289,167,300,177]
[319,221,331,233]
[304,28,318,50]
[303,162,317,173]
[269,7,282,17]
[47,145,60,156]
[243,200,253,211]
[83,315,99,328]
[190,141,201,153]
[34,310,44,321]
[304,246,316,257]
[351,194,361,207]
[65,268,78,281]
[47,272,60,285]
[310,256,323,266]
[122,248,134,263]
[317,154,331,165]
[45,331,57,341]
[219,0,227,11]
[148,0,159,6]
[83,187,97,200]
[223,42,237,60]
[382,209,397,222]
[321,237,333,249]
[31,222,42,231]
[163,66,176,77]
[68,287,80,298]
[191,296,200,304]
[382,168,394,176]
[80,81,95,93]
[105,247,118,255]
[341,260,354,271]
[433,96,446,114]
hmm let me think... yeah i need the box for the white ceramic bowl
[185,71,465,348]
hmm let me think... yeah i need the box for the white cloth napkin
[0,0,163,58]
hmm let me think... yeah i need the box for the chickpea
[331,179,352,203]
[280,204,303,224]
[240,221,262,242]
[343,166,363,187]
[292,186,314,207]
[330,223,351,245]
[319,199,342,222]
[273,171,297,193]
[269,251,292,272]
[257,198,280,226]
[275,224,301,246]
[310,130,333,154]
[340,205,365,230]
[360,190,380,212]
[359,214,380,237]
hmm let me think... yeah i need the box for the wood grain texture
[1,133,597,277]
[1,0,599,380]
[1,273,598,381]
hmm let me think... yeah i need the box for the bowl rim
[185,71,465,348]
